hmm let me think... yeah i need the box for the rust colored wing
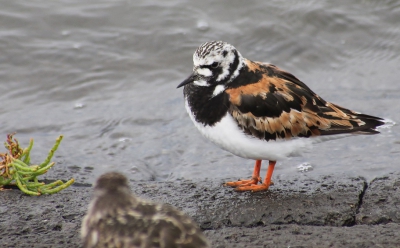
[225,60,385,141]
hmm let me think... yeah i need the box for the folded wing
[225,62,385,141]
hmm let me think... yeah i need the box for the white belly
[185,99,314,161]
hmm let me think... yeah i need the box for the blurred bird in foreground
[81,172,209,248]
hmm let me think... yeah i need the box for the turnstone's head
[178,41,244,95]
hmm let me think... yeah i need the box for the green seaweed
[0,134,74,195]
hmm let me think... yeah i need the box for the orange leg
[234,161,276,192]
[224,160,262,187]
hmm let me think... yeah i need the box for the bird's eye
[211,62,219,68]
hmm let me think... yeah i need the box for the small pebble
[297,162,313,172]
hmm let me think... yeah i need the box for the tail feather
[317,101,394,136]
[319,113,391,136]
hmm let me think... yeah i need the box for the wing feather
[225,61,385,141]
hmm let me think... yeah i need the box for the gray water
[1,0,399,184]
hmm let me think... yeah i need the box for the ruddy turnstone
[81,172,210,248]
[177,41,387,192]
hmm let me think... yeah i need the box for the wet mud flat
[1,172,399,248]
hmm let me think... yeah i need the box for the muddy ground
[1,172,400,248]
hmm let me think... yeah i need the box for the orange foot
[224,160,276,192]
[224,177,261,187]
[234,182,272,192]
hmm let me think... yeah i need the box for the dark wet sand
[1,172,400,248]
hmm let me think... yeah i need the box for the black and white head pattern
[192,41,243,96]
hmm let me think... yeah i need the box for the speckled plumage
[177,41,387,192]
[81,172,210,248]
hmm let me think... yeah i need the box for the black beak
[177,73,196,88]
